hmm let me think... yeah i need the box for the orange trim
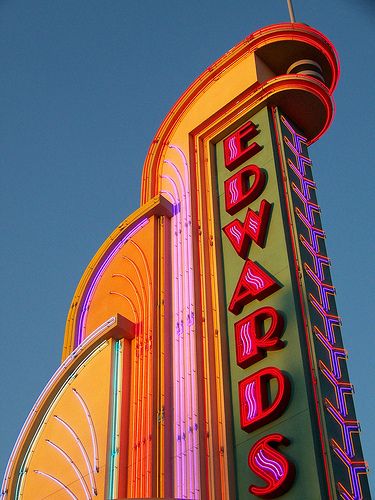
[141,22,339,203]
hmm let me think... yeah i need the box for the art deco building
[2,23,370,499]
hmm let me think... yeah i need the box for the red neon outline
[223,121,262,170]
[142,22,339,202]
[235,306,285,368]
[228,259,281,315]
[239,367,291,433]
[224,165,266,216]
[248,433,295,498]
[223,200,272,258]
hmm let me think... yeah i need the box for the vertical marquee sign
[2,23,371,500]
[215,105,371,498]
[216,107,326,498]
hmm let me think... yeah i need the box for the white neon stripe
[259,449,283,477]
[53,415,97,495]
[1,319,112,498]
[34,470,78,499]
[229,225,242,244]
[45,440,91,499]
[228,136,237,161]
[245,382,257,421]
[72,389,99,474]
[240,322,252,356]
[245,268,264,289]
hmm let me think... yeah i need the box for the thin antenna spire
[287,0,296,23]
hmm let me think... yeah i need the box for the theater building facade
[1,23,371,500]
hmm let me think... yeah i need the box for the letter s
[248,433,295,498]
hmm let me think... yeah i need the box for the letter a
[228,260,281,315]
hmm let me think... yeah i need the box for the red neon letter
[223,121,262,170]
[235,306,285,368]
[238,367,291,433]
[248,433,295,498]
[228,260,281,315]
[224,165,266,215]
[223,200,272,257]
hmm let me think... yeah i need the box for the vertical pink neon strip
[161,180,184,496]
[162,144,200,499]
[174,145,199,500]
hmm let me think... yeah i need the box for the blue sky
[1,0,374,492]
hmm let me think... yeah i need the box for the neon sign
[279,114,369,500]
[222,118,295,496]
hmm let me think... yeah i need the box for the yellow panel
[84,218,155,339]
[20,341,113,499]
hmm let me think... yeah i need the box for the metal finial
[287,0,296,23]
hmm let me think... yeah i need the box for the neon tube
[332,440,367,500]
[122,254,147,496]
[33,470,78,500]
[45,439,91,499]
[72,388,99,474]
[108,291,139,323]
[53,415,97,495]
[133,240,154,496]
[164,144,199,498]
[282,114,366,497]
[111,274,142,314]
[163,162,190,497]
[76,218,149,346]
[129,240,153,496]
[161,175,184,495]
[3,332,109,499]
[325,400,359,459]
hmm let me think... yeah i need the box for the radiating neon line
[76,218,149,346]
[161,174,184,495]
[5,337,108,499]
[129,240,153,496]
[163,145,199,498]
[309,293,341,343]
[175,144,200,500]
[123,247,151,497]
[72,389,99,473]
[122,256,146,497]
[169,145,199,498]
[46,439,91,499]
[33,470,78,500]
[112,274,143,314]
[53,415,97,495]
[108,291,139,323]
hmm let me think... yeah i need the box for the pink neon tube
[162,144,200,498]
[161,178,184,495]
